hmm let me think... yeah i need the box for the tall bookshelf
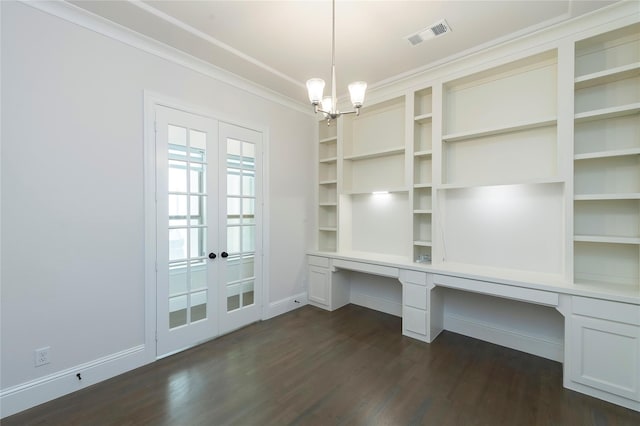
[573,23,640,289]
[412,88,434,263]
[317,120,338,252]
[338,96,410,257]
[437,50,564,276]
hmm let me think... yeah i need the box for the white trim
[444,313,564,362]
[566,380,640,413]
[264,292,308,320]
[20,0,311,116]
[370,10,572,95]
[129,0,303,89]
[144,91,270,137]
[260,128,272,321]
[143,91,270,353]
[0,345,147,419]
[355,1,640,109]
[350,292,402,318]
[143,92,159,365]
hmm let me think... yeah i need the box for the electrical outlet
[34,347,50,367]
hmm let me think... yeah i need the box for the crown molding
[361,0,640,107]
[19,0,313,117]
[128,0,304,90]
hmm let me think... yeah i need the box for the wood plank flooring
[4,304,640,425]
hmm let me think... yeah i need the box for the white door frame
[143,91,270,361]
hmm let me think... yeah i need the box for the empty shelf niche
[342,96,406,194]
[442,50,558,186]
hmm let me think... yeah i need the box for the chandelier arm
[315,107,361,117]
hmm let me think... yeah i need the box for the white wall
[349,271,403,317]
[0,0,314,406]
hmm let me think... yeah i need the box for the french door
[155,105,262,357]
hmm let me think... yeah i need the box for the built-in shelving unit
[573,22,640,289]
[412,88,433,263]
[438,50,564,276]
[441,50,559,188]
[337,96,410,257]
[317,121,338,252]
[341,97,406,195]
[310,13,640,413]
[312,21,639,290]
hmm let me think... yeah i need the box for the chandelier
[306,0,367,124]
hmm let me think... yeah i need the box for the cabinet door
[308,265,330,307]
[570,315,640,401]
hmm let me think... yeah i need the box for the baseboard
[350,291,402,318]
[565,380,640,413]
[0,345,148,419]
[263,292,307,320]
[444,314,563,362]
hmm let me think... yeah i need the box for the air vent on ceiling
[405,19,452,46]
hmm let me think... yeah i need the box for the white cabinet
[308,265,330,307]
[400,270,442,342]
[307,256,349,311]
[566,296,640,410]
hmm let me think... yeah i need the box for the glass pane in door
[225,138,256,312]
[167,124,209,328]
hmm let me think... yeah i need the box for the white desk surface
[309,250,640,305]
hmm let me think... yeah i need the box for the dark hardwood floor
[4,304,640,425]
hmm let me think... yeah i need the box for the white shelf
[575,62,640,89]
[342,187,409,195]
[413,240,432,247]
[319,136,337,144]
[319,156,337,163]
[343,147,405,161]
[439,177,564,190]
[413,183,433,189]
[414,150,433,157]
[575,103,640,123]
[575,193,640,201]
[319,227,337,232]
[574,148,640,160]
[414,113,433,123]
[413,209,432,214]
[319,179,337,185]
[574,235,640,244]
[319,202,337,207]
[442,117,557,142]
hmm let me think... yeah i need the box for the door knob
[221,251,229,258]
[208,252,217,259]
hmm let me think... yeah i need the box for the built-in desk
[307,251,640,412]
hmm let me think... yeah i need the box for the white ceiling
[69,0,619,105]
